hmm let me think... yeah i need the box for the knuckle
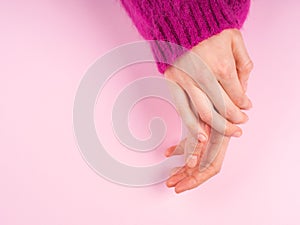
[231,29,243,41]
[217,62,235,79]
[224,123,234,136]
[235,95,245,107]
[225,107,235,119]
[232,30,242,40]
[240,60,254,74]
[224,28,240,37]
[201,111,212,123]
[232,28,241,36]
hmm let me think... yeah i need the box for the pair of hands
[164,29,253,193]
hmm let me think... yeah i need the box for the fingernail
[197,133,207,142]
[233,130,242,137]
[187,155,197,168]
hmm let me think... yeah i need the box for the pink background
[1,0,300,224]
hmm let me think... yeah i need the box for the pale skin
[164,28,253,193]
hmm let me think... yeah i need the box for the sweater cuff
[121,0,251,74]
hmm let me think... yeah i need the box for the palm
[165,130,230,194]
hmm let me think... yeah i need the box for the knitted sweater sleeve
[120,0,251,74]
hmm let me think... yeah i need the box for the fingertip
[241,96,253,110]
[233,111,249,124]
[175,178,197,193]
[164,152,171,157]
[165,180,171,187]
[225,123,241,137]
[175,188,184,194]
[248,98,253,109]
[239,112,249,124]
[244,112,249,122]
[164,146,175,157]
[233,129,242,138]
[175,184,186,194]
[166,180,175,188]
[197,133,207,142]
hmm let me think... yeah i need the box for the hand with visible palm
[165,125,230,194]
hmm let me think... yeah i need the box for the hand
[163,28,253,193]
[164,84,233,193]
[165,29,253,140]
[165,127,230,194]
[191,28,253,98]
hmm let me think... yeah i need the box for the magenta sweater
[120,0,251,73]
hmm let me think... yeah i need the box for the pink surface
[1,0,300,224]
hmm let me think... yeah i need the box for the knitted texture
[120,0,251,73]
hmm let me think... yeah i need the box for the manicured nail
[233,130,242,137]
[197,133,207,142]
[187,155,197,168]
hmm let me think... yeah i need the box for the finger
[198,133,230,175]
[186,84,243,137]
[217,57,252,110]
[184,135,205,168]
[165,79,208,142]
[169,166,187,177]
[166,171,187,187]
[165,139,186,157]
[170,167,184,176]
[217,85,249,124]
[174,176,198,193]
[189,81,248,124]
[174,52,251,119]
[165,145,183,157]
[232,32,254,92]
[174,167,217,193]
[197,76,250,124]
[199,129,228,171]
[175,134,230,193]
